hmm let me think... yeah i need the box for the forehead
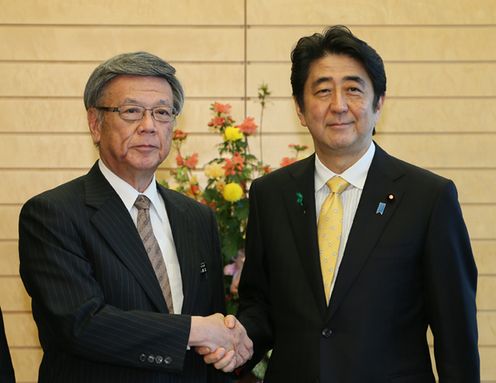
[101,75,173,104]
[306,53,371,86]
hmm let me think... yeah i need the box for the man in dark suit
[205,26,479,381]
[0,307,15,382]
[18,52,251,382]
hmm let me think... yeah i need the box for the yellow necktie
[318,176,349,304]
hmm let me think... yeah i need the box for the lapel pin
[387,193,395,202]
[376,202,386,215]
[200,261,207,274]
[296,192,304,206]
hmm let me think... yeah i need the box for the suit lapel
[84,163,168,313]
[159,187,198,315]
[283,155,327,318]
[326,145,405,320]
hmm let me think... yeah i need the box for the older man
[19,51,251,383]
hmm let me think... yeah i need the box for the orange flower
[184,153,199,169]
[237,117,257,135]
[173,129,188,141]
[232,152,244,170]
[208,116,225,127]
[280,157,296,167]
[212,102,232,114]
[176,154,184,166]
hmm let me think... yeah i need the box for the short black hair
[291,25,386,111]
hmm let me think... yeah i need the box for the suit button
[139,353,146,362]
[321,328,332,338]
[155,355,163,364]
[147,355,155,363]
[164,356,173,365]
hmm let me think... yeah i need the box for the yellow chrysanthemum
[223,126,244,142]
[204,163,225,179]
[223,182,243,202]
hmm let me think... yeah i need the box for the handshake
[188,313,253,372]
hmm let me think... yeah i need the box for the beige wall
[1,1,495,381]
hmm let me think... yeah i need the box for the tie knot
[134,195,151,210]
[327,176,349,194]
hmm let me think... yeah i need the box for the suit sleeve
[237,180,274,368]
[424,180,480,381]
[18,194,191,372]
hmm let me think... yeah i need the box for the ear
[374,94,385,114]
[87,108,102,146]
[293,97,307,127]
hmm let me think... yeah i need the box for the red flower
[208,116,226,127]
[237,117,257,135]
[173,129,188,141]
[280,157,296,167]
[190,183,200,195]
[176,154,184,166]
[184,153,199,169]
[212,102,232,114]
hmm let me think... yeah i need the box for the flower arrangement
[165,84,272,313]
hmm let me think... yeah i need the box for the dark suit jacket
[19,163,227,383]
[238,145,479,383]
[0,307,15,382]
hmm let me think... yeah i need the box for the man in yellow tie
[203,25,479,382]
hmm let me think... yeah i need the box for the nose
[137,110,157,133]
[330,90,348,113]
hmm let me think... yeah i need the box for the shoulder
[23,174,87,209]
[377,145,451,189]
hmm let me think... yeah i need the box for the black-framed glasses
[96,105,177,123]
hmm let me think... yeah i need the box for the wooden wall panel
[478,276,496,310]
[0,26,244,62]
[0,63,245,97]
[10,349,43,382]
[0,242,19,276]
[248,26,496,62]
[0,206,22,240]
[375,134,496,168]
[3,313,38,347]
[474,240,496,274]
[0,277,31,311]
[247,0,496,25]
[1,0,244,25]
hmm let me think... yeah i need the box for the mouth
[328,121,353,128]
[132,144,159,151]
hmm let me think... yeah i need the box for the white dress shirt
[314,142,375,296]
[98,160,184,313]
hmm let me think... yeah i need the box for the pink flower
[184,153,199,169]
[212,102,231,114]
[237,117,257,135]
[280,157,296,167]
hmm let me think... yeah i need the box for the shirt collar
[314,142,376,192]
[98,160,164,222]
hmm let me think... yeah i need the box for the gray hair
[83,51,184,114]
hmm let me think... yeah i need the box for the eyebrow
[311,75,367,87]
[122,98,172,106]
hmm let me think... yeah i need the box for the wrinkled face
[88,75,175,186]
[296,54,384,166]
